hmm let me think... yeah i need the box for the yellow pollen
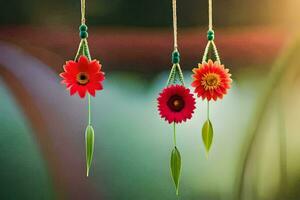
[201,73,220,90]
[76,72,89,85]
[173,100,180,107]
[167,95,185,112]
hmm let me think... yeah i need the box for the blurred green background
[0,0,300,199]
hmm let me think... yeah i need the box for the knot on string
[207,30,214,41]
[79,24,88,39]
[172,50,180,64]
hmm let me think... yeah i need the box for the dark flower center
[167,95,185,112]
[76,72,89,85]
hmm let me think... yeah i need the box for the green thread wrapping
[80,31,88,39]
[175,64,185,85]
[74,40,84,61]
[202,40,221,63]
[83,39,91,60]
[211,41,221,62]
[166,50,184,86]
[172,50,180,64]
[74,39,92,61]
[79,24,88,32]
[166,64,185,86]
[202,41,211,63]
[166,64,177,86]
[207,30,214,41]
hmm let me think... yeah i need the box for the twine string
[208,0,213,30]
[211,41,221,62]
[81,0,86,24]
[172,0,178,50]
[202,0,221,63]
[202,41,211,63]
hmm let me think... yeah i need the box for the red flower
[157,85,196,124]
[191,60,232,101]
[60,56,105,98]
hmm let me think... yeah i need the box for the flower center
[167,95,185,112]
[202,73,220,90]
[76,72,89,85]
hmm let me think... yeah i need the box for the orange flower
[191,60,232,101]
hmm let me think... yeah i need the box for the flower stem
[207,100,210,120]
[88,94,91,125]
[173,122,177,147]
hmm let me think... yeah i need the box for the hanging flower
[60,55,105,98]
[157,85,196,124]
[191,59,232,101]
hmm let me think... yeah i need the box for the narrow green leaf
[202,120,214,154]
[85,125,95,177]
[170,147,181,196]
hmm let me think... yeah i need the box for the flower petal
[77,86,87,98]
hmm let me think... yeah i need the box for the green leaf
[202,120,214,154]
[85,125,95,177]
[170,147,181,196]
